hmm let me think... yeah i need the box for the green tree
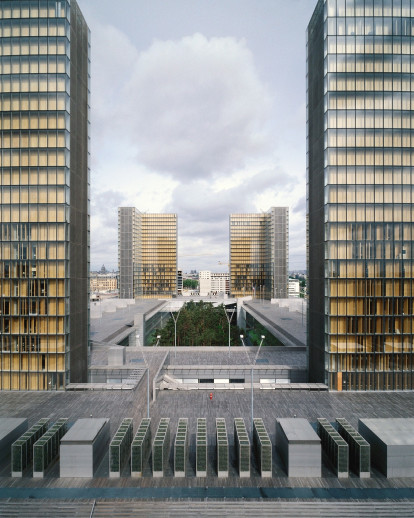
[183,279,198,290]
[151,301,243,347]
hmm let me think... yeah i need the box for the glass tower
[229,207,289,299]
[0,0,90,390]
[118,208,177,299]
[307,0,414,390]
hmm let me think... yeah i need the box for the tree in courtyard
[151,301,243,347]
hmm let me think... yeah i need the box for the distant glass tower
[307,0,414,390]
[0,0,90,390]
[118,208,177,299]
[229,207,288,299]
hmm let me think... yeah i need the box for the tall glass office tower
[307,0,414,390]
[118,208,177,299]
[0,0,90,390]
[229,207,289,300]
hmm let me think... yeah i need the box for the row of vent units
[7,416,370,479]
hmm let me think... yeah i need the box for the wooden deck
[1,349,414,496]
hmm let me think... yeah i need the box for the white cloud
[87,23,306,272]
[165,165,305,272]
[90,190,126,270]
[120,33,272,180]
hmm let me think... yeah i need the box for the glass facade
[118,207,140,299]
[229,208,288,299]
[0,0,90,390]
[118,208,177,299]
[307,0,414,390]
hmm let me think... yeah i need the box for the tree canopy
[152,300,243,347]
[183,279,198,290]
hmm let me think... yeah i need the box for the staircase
[1,500,413,518]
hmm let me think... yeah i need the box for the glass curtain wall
[140,213,177,298]
[230,209,289,300]
[229,213,272,299]
[308,0,414,390]
[0,0,89,390]
[118,207,140,299]
[118,209,177,299]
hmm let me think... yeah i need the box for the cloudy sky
[77,0,317,273]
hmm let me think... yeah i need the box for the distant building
[0,0,90,390]
[199,271,229,296]
[90,273,118,294]
[199,271,211,296]
[177,270,183,295]
[288,279,300,298]
[118,208,177,299]
[230,208,289,299]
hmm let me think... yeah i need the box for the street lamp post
[241,333,265,435]
[224,306,235,357]
[170,307,182,359]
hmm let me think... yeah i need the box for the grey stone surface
[1,499,414,517]
[0,418,28,463]
[90,299,163,344]
[3,349,414,488]
[108,346,126,366]
[244,299,307,347]
[60,419,110,478]
[166,346,307,369]
[276,418,321,477]
[358,418,414,478]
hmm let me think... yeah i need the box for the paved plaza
[1,349,414,486]
[1,348,414,515]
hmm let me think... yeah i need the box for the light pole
[240,334,250,364]
[170,307,182,359]
[155,335,161,347]
[224,306,235,357]
[240,333,265,436]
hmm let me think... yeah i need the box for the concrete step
[92,501,414,517]
[1,500,414,518]
[0,500,93,517]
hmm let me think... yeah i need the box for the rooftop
[61,418,109,443]
[90,298,164,343]
[243,298,307,347]
[2,348,414,514]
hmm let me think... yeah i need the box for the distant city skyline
[76,0,316,272]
